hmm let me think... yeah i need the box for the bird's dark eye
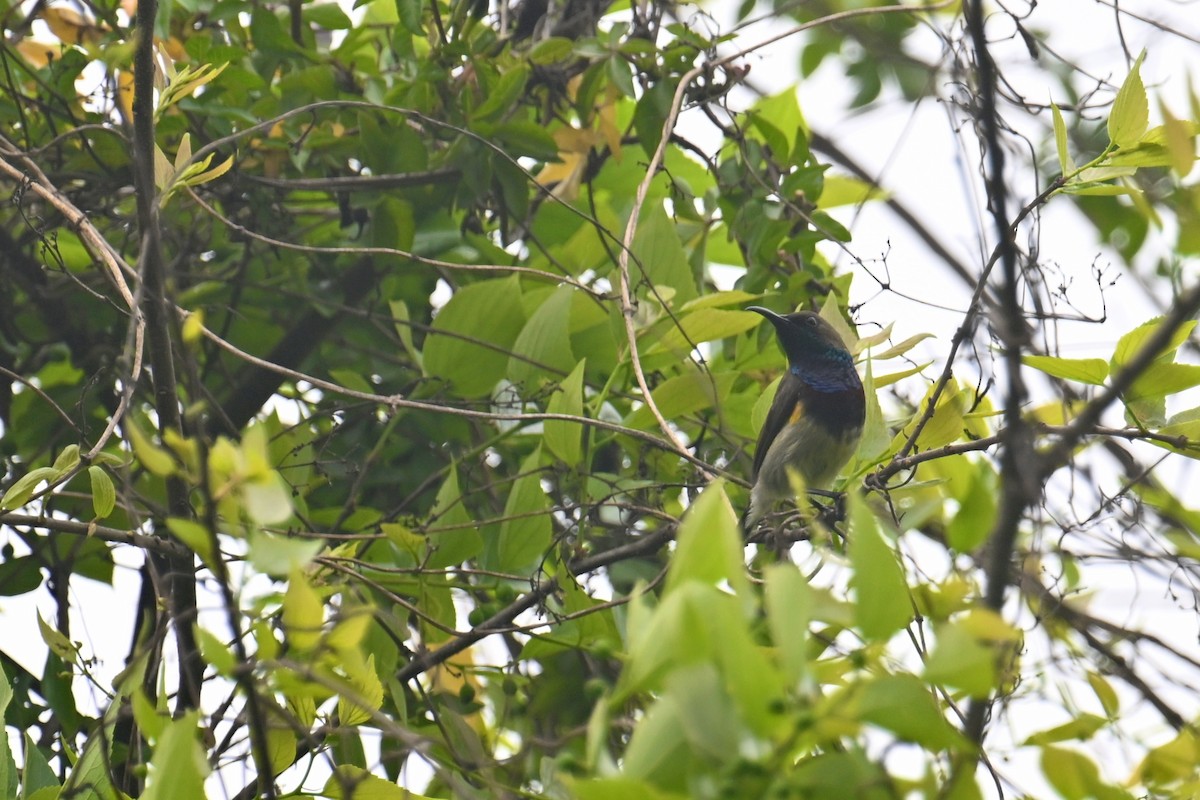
[805,316,818,327]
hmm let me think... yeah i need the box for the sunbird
[745,307,865,526]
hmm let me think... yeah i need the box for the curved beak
[747,306,786,326]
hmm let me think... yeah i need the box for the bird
[745,306,865,527]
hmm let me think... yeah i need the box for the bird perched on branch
[745,306,865,527]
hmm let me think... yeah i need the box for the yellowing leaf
[536,126,603,200]
[38,613,77,662]
[15,39,60,68]
[282,570,324,652]
[1158,99,1196,177]
[820,175,886,207]
[337,652,384,726]
[324,765,445,799]
[39,6,106,45]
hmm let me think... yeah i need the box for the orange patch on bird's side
[788,401,806,425]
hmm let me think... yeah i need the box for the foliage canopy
[1,0,1200,798]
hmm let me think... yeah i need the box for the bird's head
[747,307,853,366]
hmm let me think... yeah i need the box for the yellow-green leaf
[545,360,586,464]
[1112,317,1196,369]
[324,765,445,799]
[194,626,237,675]
[1022,354,1108,385]
[848,495,911,641]
[1,467,59,512]
[38,613,76,661]
[166,517,216,566]
[282,570,324,652]
[88,465,116,519]
[52,444,81,476]
[1052,103,1073,174]
[1108,50,1148,148]
[128,423,177,477]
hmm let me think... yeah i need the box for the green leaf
[324,765,445,799]
[242,472,293,525]
[856,674,964,750]
[945,459,998,552]
[922,622,997,697]
[473,64,530,122]
[282,570,324,652]
[247,530,323,576]
[869,332,934,361]
[848,495,911,641]
[1108,50,1148,148]
[529,37,574,65]
[633,80,675,154]
[21,730,59,798]
[195,626,237,675]
[0,556,43,596]
[0,467,59,512]
[37,614,76,662]
[764,564,812,684]
[1127,363,1200,401]
[337,652,384,726]
[1023,355,1109,385]
[1157,99,1197,177]
[1134,728,1200,786]
[51,444,80,476]
[489,120,560,161]
[1024,713,1108,745]
[618,687,692,785]
[607,56,636,98]
[495,446,551,572]
[128,423,177,477]
[142,711,209,800]
[749,90,805,158]
[1052,103,1073,174]
[648,308,762,355]
[631,207,697,306]
[820,175,886,207]
[0,665,12,800]
[1087,671,1120,717]
[425,466,483,568]
[569,776,686,800]
[855,359,892,463]
[508,285,577,389]
[891,379,967,452]
[545,360,586,465]
[87,465,115,519]
[625,371,736,430]
[166,517,216,566]
[1112,316,1196,369]
[665,481,747,598]
[424,276,526,398]
[1041,746,1102,800]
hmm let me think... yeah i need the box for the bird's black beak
[747,306,786,326]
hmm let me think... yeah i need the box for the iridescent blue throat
[790,350,860,393]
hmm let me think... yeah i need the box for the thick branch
[130,0,204,715]
[962,0,1038,748]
